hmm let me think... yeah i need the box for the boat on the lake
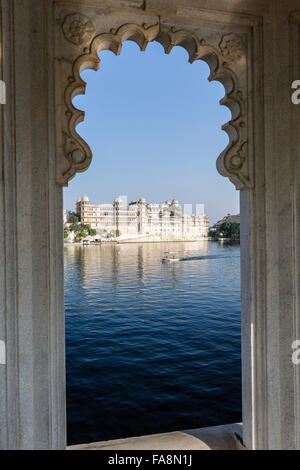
[162,252,181,263]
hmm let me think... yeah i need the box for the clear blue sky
[64,41,239,224]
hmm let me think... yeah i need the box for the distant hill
[209,213,240,240]
[215,214,240,227]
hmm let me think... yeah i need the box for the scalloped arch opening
[62,22,245,189]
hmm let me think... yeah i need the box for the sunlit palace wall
[76,195,209,239]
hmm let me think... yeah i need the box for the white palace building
[76,195,209,240]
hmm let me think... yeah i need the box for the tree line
[208,221,240,240]
[64,212,97,241]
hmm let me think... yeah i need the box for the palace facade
[76,195,209,240]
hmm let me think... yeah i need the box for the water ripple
[65,240,241,445]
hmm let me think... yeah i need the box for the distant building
[63,209,72,224]
[76,195,209,240]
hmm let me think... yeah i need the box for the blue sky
[64,41,239,224]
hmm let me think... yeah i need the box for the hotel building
[76,195,209,240]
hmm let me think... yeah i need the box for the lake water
[65,240,241,446]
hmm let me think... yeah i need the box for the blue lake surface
[65,241,241,445]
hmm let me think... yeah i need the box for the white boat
[162,252,181,263]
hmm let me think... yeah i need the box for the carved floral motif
[219,33,245,62]
[230,141,247,170]
[62,13,95,45]
[63,133,85,164]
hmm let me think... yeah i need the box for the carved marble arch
[55,11,254,191]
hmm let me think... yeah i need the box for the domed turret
[114,197,122,204]
[82,194,89,202]
[139,198,146,204]
[172,198,179,206]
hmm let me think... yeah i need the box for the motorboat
[162,252,181,263]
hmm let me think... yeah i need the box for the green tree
[69,222,91,234]
[209,221,240,240]
[218,222,240,240]
[78,231,88,238]
[67,213,79,224]
[75,231,88,241]
[208,229,218,238]
[64,229,69,239]
[116,229,121,237]
[69,222,82,233]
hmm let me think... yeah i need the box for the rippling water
[65,241,241,446]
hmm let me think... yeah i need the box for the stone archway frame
[54,4,258,191]
[54,2,263,450]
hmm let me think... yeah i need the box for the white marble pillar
[0,0,66,449]
[241,2,300,450]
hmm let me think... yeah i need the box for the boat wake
[180,254,240,262]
